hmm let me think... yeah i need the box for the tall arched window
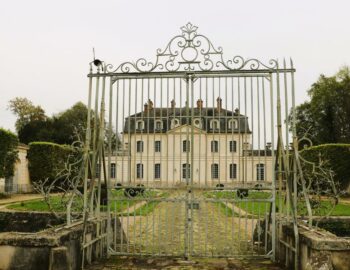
[211,140,219,152]
[110,163,116,179]
[136,141,144,152]
[229,141,237,152]
[183,140,190,152]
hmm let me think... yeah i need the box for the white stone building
[106,98,274,187]
[0,144,32,193]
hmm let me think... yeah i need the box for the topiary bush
[301,144,350,191]
[0,128,19,178]
[27,142,73,186]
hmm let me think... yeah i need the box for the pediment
[167,124,205,134]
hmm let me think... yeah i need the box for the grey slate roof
[123,107,251,134]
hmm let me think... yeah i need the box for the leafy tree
[9,98,119,149]
[11,100,89,145]
[294,67,350,145]
[27,142,72,186]
[0,128,18,178]
[52,102,88,145]
[8,97,46,132]
[18,119,55,145]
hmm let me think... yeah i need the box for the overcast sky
[1,0,350,132]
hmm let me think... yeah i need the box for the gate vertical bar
[184,74,190,259]
[190,74,195,256]
[107,76,113,256]
[269,71,276,261]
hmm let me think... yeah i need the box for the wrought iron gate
[82,23,298,263]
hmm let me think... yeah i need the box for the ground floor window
[136,163,144,179]
[256,163,265,181]
[211,163,219,179]
[95,163,100,178]
[182,163,191,179]
[110,163,116,178]
[154,163,161,179]
[229,163,237,179]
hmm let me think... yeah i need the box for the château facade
[106,98,273,187]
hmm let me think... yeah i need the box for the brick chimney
[144,99,153,112]
[171,99,176,109]
[148,99,153,110]
[196,99,203,109]
[216,97,222,112]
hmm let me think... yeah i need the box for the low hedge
[27,142,73,186]
[301,144,350,191]
[0,128,18,178]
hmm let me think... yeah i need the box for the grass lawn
[126,201,161,216]
[7,189,163,214]
[205,190,272,216]
[7,195,83,212]
[121,191,170,216]
[206,190,350,217]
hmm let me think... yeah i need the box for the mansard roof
[123,106,251,134]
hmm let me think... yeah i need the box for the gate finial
[92,47,103,71]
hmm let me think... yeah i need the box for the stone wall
[0,211,64,232]
[0,211,123,270]
[277,221,350,270]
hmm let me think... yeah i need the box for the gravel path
[0,193,44,210]
[114,190,261,257]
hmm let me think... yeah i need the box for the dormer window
[193,118,202,128]
[171,118,180,129]
[210,119,220,130]
[136,120,144,130]
[155,120,163,131]
[228,119,238,130]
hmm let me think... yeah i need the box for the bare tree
[297,132,344,227]
[32,135,85,225]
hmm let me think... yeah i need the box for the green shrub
[27,142,73,186]
[301,144,350,190]
[0,128,19,178]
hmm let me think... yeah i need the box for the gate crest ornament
[104,22,278,73]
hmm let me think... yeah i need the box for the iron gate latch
[188,201,200,210]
